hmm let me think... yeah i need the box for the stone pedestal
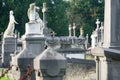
[25,22,41,35]
[91,47,120,80]
[12,22,46,80]
[2,36,16,67]
[34,38,67,80]
[34,47,67,80]
[16,35,45,80]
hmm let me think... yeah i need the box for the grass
[86,54,94,60]
[0,76,13,80]
[0,68,14,80]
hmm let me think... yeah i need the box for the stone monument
[103,0,120,49]
[3,10,18,38]
[41,3,50,37]
[34,37,67,80]
[11,3,46,80]
[91,31,97,48]
[2,10,18,67]
[91,0,120,80]
[26,3,42,35]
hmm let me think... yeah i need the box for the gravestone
[34,37,67,80]
[2,37,16,67]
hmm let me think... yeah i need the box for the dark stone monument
[2,37,16,67]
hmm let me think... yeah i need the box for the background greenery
[0,0,104,38]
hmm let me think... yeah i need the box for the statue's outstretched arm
[14,19,18,24]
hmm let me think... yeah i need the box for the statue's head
[10,10,13,15]
[30,3,35,10]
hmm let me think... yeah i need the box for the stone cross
[95,19,100,31]
[51,31,56,37]
[68,24,72,37]
[73,23,76,37]
[41,3,50,36]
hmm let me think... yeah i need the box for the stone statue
[27,3,36,22]
[91,31,97,48]
[27,3,43,24]
[4,10,18,38]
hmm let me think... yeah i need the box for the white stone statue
[27,3,36,22]
[91,31,97,48]
[25,3,44,35]
[4,10,18,38]
[27,3,43,24]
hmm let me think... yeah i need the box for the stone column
[95,56,100,80]
[34,37,67,80]
[103,0,120,49]
[100,22,104,46]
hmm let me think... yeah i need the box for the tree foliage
[0,0,104,37]
[66,0,104,37]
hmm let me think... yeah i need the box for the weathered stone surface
[103,0,120,49]
[8,60,96,80]
[91,47,120,80]
[2,37,16,67]
[64,63,96,80]
[25,22,41,35]
[13,35,45,80]
[34,46,67,80]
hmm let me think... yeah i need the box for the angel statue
[27,3,43,24]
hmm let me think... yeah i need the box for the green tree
[0,0,104,37]
[0,0,69,36]
[66,0,104,37]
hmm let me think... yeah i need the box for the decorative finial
[42,3,47,13]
